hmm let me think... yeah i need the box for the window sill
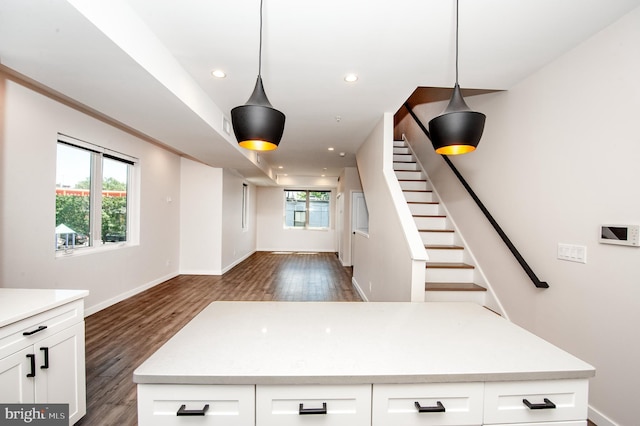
[56,241,137,259]
[283,227,330,231]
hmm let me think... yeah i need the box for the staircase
[393,139,487,304]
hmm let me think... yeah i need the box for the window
[284,190,330,229]
[242,183,248,230]
[55,135,137,252]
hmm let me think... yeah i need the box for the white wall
[256,186,336,252]
[336,167,363,266]
[221,169,257,272]
[179,158,223,274]
[0,74,181,314]
[353,114,426,302]
[398,6,640,425]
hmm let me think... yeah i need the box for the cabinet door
[0,346,35,403]
[34,321,86,425]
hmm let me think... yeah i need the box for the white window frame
[242,183,249,230]
[56,134,139,256]
[283,189,331,230]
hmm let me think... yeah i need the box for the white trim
[221,250,256,274]
[83,272,179,316]
[351,277,369,302]
[589,405,618,426]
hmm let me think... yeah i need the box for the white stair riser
[420,232,455,245]
[413,216,446,229]
[425,267,474,283]
[403,191,435,203]
[425,290,486,304]
[393,154,413,162]
[394,162,419,171]
[426,248,464,263]
[399,180,429,191]
[408,203,440,215]
[395,171,424,180]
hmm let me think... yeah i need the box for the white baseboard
[84,272,179,316]
[352,277,368,302]
[221,250,255,274]
[589,405,618,426]
[178,269,222,275]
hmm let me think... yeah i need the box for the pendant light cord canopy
[428,0,486,155]
[231,0,285,151]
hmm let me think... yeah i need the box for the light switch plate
[557,243,587,263]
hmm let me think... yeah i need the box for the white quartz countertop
[133,301,595,385]
[0,288,89,328]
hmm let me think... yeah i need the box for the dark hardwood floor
[76,251,360,426]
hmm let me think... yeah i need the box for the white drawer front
[256,384,371,426]
[138,384,255,426]
[372,382,483,426]
[0,300,84,359]
[483,379,588,424]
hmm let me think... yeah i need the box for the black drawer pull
[176,404,209,416]
[299,402,327,415]
[523,398,556,410]
[23,325,47,336]
[40,347,50,369]
[415,401,446,413]
[26,354,36,378]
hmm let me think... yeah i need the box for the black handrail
[403,102,549,289]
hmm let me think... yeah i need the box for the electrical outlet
[557,243,587,263]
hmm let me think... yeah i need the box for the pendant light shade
[428,0,485,155]
[231,0,285,151]
[428,83,485,155]
[231,76,285,151]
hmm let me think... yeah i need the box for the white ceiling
[1,0,639,185]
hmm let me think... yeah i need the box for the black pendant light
[428,0,485,155]
[231,0,285,151]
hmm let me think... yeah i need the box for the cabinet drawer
[138,384,255,426]
[483,379,588,424]
[0,300,84,359]
[372,382,483,426]
[256,384,371,426]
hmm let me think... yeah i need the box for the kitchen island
[134,302,595,425]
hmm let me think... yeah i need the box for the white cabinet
[256,384,371,426]
[0,297,86,425]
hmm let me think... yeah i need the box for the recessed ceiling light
[211,69,226,78]
[321,174,326,177]
[339,152,346,157]
[328,147,335,151]
[278,166,283,169]
[344,74,358,83]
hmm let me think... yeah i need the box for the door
[351,192,368,233]
[0,346,35,403]
[337,193,344,264]
[35,321,86,424]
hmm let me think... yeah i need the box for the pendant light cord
[258,0,264,78]
[455,0,459,85]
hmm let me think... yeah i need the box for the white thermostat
[599,224,640,246]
